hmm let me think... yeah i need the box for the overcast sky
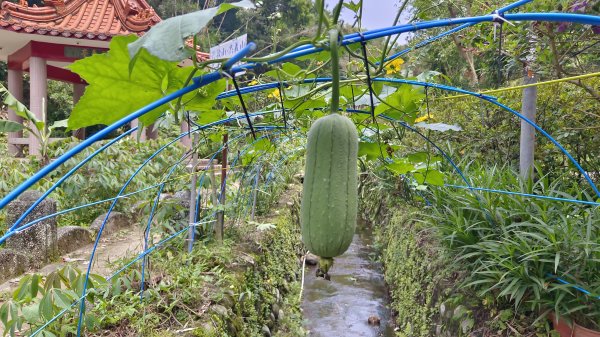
[325,0,408,29]
[322,0,410,43]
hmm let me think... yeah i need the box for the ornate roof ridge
[0,0,161,40]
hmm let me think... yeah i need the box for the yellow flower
[268,88,281,99]
[249,79,259,86]
[415,114,433,123]
[385,58,405,75]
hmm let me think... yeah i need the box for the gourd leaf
[386,160,415,175]
[414,170,444,186]
[373,84,423,123]
[407,152,428,164]
[0,120,25,133]
[128,0,256,62]
[68,35,224,129]
[358,141,394,161]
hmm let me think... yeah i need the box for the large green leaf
[128,0,255,62]
[386,160,415,175]
[68,35,225,129]
[414,170,444,186]
[374,84,425,123]
[0,120,25,133]
[358,141,395,161]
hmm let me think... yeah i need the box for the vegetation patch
[361,170,564,337]
[1,210,305,337]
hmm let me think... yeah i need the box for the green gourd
[300,29,358,276]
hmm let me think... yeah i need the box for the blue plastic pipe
[446,185,600,207]
[5,12,600,211]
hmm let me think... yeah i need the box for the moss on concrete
[86,209,305,337]
[373,205,451,337]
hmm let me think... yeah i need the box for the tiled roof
[0,0,161,40]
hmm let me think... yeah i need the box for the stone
[268,312,276,327]
[159,193,174,201]
[56,226,93,255]
[0,249,29,283]
[174,190,191,202]
[6,190,58,268]
[130,200,146,218]
[219,292,235,309]
[170,190,191,220]
[368,315,381,325]
[210,304,228,317]
[90,211,129,236]
[200,322,216,334]
[272,304,280,320]
[305,253,319,266]
[261,325,271,337]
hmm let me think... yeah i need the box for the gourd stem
[329,29,340,115]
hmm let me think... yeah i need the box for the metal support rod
[187,133,199,252]
[217,133,228,240]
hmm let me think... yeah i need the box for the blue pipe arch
[3,11,600,210]
[0,9,597,336]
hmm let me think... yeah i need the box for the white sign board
[209,34,248,73]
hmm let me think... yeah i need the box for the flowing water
[301,223,395,337]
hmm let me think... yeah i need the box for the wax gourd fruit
[300,113,358,259]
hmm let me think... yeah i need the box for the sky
[325,0,400,29]
[323,0,410,43]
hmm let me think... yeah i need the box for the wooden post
[519,73,537,179]
[251,166,261,221]
[29,57,47,157]
[7,69,24,156]
[209,162,222,242]
[216,133,228,240]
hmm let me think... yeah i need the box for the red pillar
[145,123,158,140]
[7,69,24,156]
[180,120,192,148]
[29,57,47,157]
[72,83,86,140]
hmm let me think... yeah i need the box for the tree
[408,0,600,88]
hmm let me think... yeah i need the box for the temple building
[0,0,161,156]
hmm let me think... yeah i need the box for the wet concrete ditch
[301,223,396,337]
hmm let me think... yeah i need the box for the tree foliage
[407,0,600,90]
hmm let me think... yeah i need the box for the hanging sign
[209,34,248,73]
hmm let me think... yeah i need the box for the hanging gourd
[300,29,358,279]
